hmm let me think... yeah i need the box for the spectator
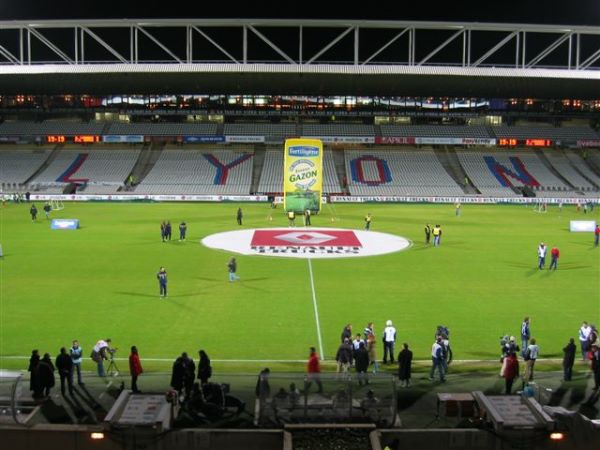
[429,338,445,383]
[91,339,109,377]
[592,345,600,390]
[520,317,530,357]
[70,340,84,385]
[523,338,539,382]
[397,343,413,388]
[129,346,143,394]
[171,352,194,400]
[503,352,520,394]
[340,324,352,343]
[366,334,379,374]
[363,322,374,340]
[305,347,323,394]
[28,349,41,398]
[38,353,56,397]
[335,338,353,379]
[255,368,271,399]
[355,342,370,386]
[198,350,212,385]
[55,347,74,396]
[382,320,396,364]
[562,338,576,381]
[579,321,592,361]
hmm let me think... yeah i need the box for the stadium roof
[1,19,600,98]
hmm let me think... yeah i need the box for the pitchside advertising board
[284,138,323,214]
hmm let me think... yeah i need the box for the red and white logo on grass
[202,228,411,259]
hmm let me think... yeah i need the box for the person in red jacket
[305,347,323,393]
[503,352,519,394]
[549,246,560,270]
[129,346,143,394]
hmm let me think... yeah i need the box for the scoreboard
[46,135,101,144]
[498,138,553,147]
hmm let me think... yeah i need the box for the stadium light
[549,432,565,441]
[90,432,105,440]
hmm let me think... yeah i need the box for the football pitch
[0,201,598,371]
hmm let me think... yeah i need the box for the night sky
[0,0,599,25]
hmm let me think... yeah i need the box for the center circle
[201,228,412,259]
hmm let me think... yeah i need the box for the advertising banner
[225,135,265,143]
[183,135,226,143]
[102,135,144,143]
[374,136,416,145]
[306,136,375,144]
[284,138,323,213]
[51,219,80,229]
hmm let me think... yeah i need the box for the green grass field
[0,201,598,372]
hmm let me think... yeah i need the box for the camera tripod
[106,356,120,377]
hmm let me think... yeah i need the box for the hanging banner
[283,138,323,213]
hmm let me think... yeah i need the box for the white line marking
[307,258,325,360]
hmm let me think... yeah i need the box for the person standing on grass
[160,221,166,242]
[43,202,51,220]
[365,213,372,230]
[503,352,519,394]
[521,317,531,357]
[70,340,84,385]
[305,347,323,393]
[335,338,353,379]
[55,347,74,396]
[287,210,295,227]
[157,267,168,297]
[549,246,559,270]
[367,334,379,374]
[237,207,243,226]
[129,346,143,393]
[179,221,187,241]
[304,208,311,226]
[432,225,442,246]
[227,257,240,282]
[165,221,172,241]
[563,338,576,381]
[594,224,599,247]
[30,204,37,222]
[424,224,432,244]
[355,342,370,386]
[397,343,413,387]
[537,242,547,269]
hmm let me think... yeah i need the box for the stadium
[0,13,600,450]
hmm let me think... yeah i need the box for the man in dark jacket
[335,338,353,378]
[55,347,74,395]
[398,343,413,387]
[355,342,370,386]
[37,353,55,397]
[562,338,576,381]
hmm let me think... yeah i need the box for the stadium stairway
[127,142,162,191]
[583,150,600,179]
[332,148,348,194]
[250,145,266,194]
[23,144,63,186]
[434,147,478,194]
[534,149,576,191]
